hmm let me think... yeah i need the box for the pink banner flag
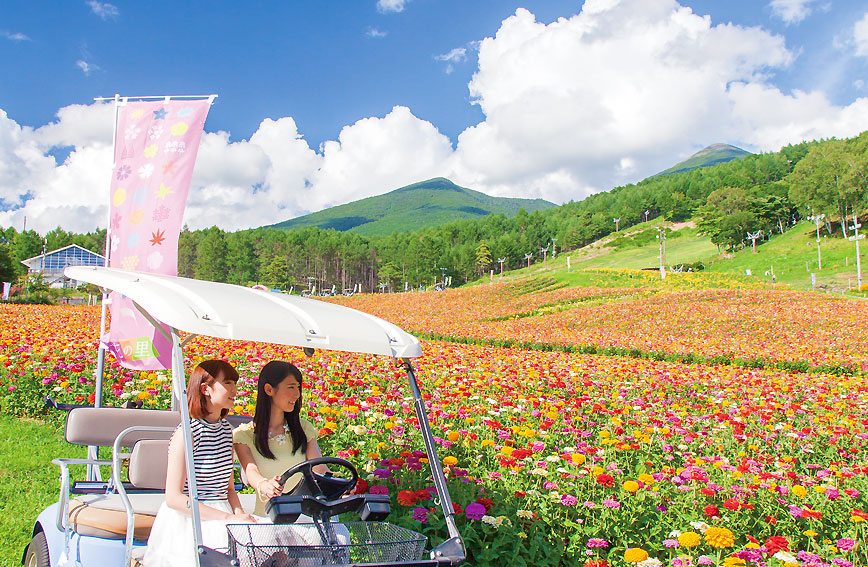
[104,98,212,370]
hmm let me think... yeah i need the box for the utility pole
[812,213,824,270]
[656,227,666,280]
[850,212,864,290]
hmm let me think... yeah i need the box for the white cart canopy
[65,266,421,358]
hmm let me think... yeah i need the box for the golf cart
[23,266,466,567]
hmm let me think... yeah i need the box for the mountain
[656,143,752,176]
[269,177,556,237]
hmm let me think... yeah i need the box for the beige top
[233,419,319,516]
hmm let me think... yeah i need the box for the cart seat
[68,493,163,540]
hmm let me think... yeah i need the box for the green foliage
[377,261,403,291]
[475,240,492,272]
[655,143,752,176]
[0,244,15,283]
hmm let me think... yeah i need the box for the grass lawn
[0,413,84,567]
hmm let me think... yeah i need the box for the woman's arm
[305,439,330,474]
[164,430,251,521]
[235,442,282,499]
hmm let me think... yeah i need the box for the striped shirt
[182,418,234,500]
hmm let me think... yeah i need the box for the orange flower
[397,490,418,506]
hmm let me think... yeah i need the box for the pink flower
[412,507,429,523]
[587,539,609,548]
[369,485,389,495]
[465,502,486,520]
[561,494,578,506]
[602,497,620,509]
[837,538,856,552]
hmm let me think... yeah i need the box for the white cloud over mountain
[2,0,868,234]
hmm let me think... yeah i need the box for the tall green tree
[475,240,492,275]
[194,227,228,282]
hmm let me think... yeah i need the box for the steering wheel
[279,457,359,501]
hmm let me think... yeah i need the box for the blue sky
[1,0,867,232]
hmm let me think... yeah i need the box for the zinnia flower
[677,532,701,548]
[624,548,649,563]
[596,473,615,487]
[561,494,578,506]
[764,536,789,554]
[623,480,640,493]
[704,527,734,548]
[397,490,418,506]
[837,538,856,552]
[465,502,486,520]
[412,507,429,523]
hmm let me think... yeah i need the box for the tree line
[2,132,866,291]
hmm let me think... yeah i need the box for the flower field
[332,280,868,372]
[2,296,868,567]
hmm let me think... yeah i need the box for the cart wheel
[24,532,50,567]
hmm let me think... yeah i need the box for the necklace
[267,424,291,446]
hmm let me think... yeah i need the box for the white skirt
[143,500,240,567]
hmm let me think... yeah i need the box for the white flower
[637,558,662,567]
[689,521,709,533]
[516,510,534,520]
[668,530,682,538]
[138,163,154,179]
[774,551,798,564]
[482,515,498,526]
[546,455,560,462]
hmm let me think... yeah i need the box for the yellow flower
[705,527,735,548]
[518,531,527,539]
[443,456,458,466]
[623,480,640,493]
[724,558,745,567]
[638,473,654,485]
[623,548,649,563]
[851,516,866,523]
[678,532,702,548]
[791,485,807,498]
[447,431,460,442]
[803,530,817,537]
[481,439,495,447]
[571,453,586,465]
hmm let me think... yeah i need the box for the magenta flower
[412,507,429,523]
[586,539,609,548]
[662,539,679,548]
[837,538,856,552]
[602,497,620,509]
[465,502,486,520]
[369,485,389,495]
[560,494,578,506]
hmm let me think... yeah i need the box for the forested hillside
[2,132,866,291]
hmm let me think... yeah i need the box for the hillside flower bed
[332,283,868,372]
[1,303,867,566]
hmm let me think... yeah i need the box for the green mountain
[656,143,752,176]
[270,177,556,236]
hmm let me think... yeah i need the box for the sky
[1,0,867,233]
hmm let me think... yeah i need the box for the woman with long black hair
[233,360,330,518]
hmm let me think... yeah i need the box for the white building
[20,244,105,288]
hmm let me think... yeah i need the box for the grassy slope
[656,143,752,176]
[0,414,84,567]
[480,219,867,297]
[270,178,555,237]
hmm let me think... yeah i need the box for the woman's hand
[256,475,284,499]
[227,510,257,523]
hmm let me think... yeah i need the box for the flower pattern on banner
[105,98,211,370]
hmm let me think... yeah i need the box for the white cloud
[3,0,868,234]
[86,1,119,20]
[376,0,407,14]
[435,47,467,74]
[366,27,387,38]
[76,59,99,76]
[855,12,868,57]
[1,31,30,41]
[769,0,815,25]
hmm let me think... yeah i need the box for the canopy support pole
[402,359,465,565]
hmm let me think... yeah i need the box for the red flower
[452,501,463,516]
[703,505,720,518]
[596,473,615,487]
[765,515,778,524]
[397,490,418,506]
[475,497,494,512]
[764,536,789,554]
[514,491,526,498]
[585,560,608,567]
[723,498,740,511]
[351,479,369,495]
[415,489,432,500]
[801,508,823,519]
[700,487,715,497]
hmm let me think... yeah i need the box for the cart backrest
[129,439,170,490]
[65,407,181,447]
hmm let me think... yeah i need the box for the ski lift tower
[810,211,824,270]
[746,230,762,254]
[551,237,558,258]
[540,245,549,268]
[613,218,621,232]
[524,252,533,269]
[497,257,506,277]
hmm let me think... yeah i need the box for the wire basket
[227,521,427,567]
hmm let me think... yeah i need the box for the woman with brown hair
[143,360,255,566]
